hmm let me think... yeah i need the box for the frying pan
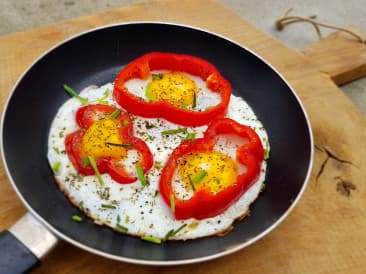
[0,22,313,272]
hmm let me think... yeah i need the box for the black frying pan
[0,22,313,272]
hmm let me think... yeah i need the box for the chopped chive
[260,182,266,192]
[52,161,61,172]
[125,215,130,224]
[192,92,197,109]
[147,135,155,141]
[164,224,187,240]
[105,142,133,148]
[114,224,128,234]
[264,148,270,160]
[53,147,60,154]
[164,229,175,240]
[136,165,147,186]
[82,157,90,167]
[145,83,155,101]
[184,132,196,144]
[117,214,121,224]
[63,84,88,105]
[170,194,175,214]
[214,177,221,184]
[101,204,117,209]
[181,103,188,109]
[78,202,84,211]
[71,214,83,223]
[171,224,187,236]
[188,175,196,192]
[88,155,104,187]
[141,236,162,244]
[108,109,121,119]
[162,128,187,135]
[152,73,163,80]
[192,170,207,184]
[123,119,129,126]
[154,190,159,198]
[97,88,110,104]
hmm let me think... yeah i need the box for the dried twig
[275,8,365,43]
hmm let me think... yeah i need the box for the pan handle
[0,212,58,273]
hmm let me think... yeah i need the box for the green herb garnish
[88,155,104,187]
[114,215,128,233]
[63,84,88,105]
[192,170,207,184]
[184,132,196,144]
[141,236,162,244]
[260,182,266,192]
[52,161,61,172]
[162,128,187,135]
[164,224,187,240]
[53,147,60,154]
[170,194,175,214]
[152,73,163,80]
[101,204,117,209]
[136,165,147,186]
[108,109,121,119]
[125,215,130,224]
[122,119,129,126]
[71,214,83,223]
[82,157,90,167]
[154,190,159,197]
[78,202,84,211]
[97,88,110,104]
[105,142,133,148]
[188,175,196,192]
[145,83,155,101]
[114,224,128,234]
[192,92,197,109]
[264,148,270,160]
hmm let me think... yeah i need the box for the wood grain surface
[0,0,365,273]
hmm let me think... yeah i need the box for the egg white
[48,82,269,240]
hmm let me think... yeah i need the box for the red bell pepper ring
[159,117,264,220]
[65,104,153,184]
[113,52,232,126]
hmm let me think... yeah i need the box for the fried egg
[124,70,221,111]
[48,79,269,241]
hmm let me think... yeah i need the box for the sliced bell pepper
[113,52,231,126]
[159,117,264,220]
[65,104,153,184]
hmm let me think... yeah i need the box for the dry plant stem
[276,15,365,43]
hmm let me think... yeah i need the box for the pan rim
[0,21,314,265]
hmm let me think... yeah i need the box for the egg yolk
[146,72,198,108]
[81,119,127,159]
[178,151,238,194]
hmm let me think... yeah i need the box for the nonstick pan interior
[1,23,312,264]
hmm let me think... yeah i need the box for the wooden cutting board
[0,0,365,273]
